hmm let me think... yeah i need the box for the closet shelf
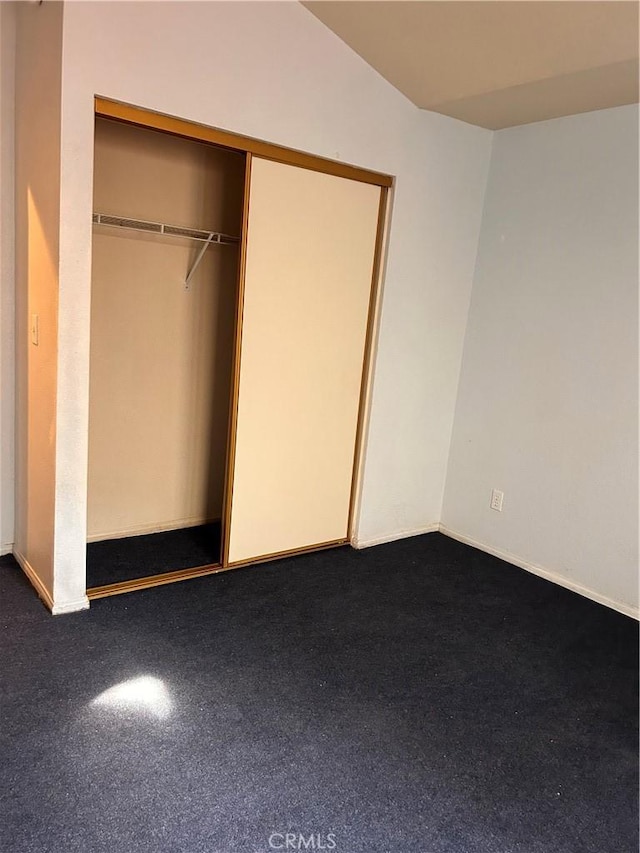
[92,213,239,245]
[92,213,240,289]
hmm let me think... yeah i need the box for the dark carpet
[1,533,637,853]
[86,522,221,588]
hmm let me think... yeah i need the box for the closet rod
[92,212,240,289]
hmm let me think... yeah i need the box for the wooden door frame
[87,97,392,599]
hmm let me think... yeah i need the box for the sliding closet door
[226,157,381,565]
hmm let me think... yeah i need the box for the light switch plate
[31,314,39,346]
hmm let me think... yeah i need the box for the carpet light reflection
[91,675,172,719]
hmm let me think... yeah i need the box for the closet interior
[86,117,245,591]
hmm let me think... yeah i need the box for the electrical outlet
[490,489,504,512]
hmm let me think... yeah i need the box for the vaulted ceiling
[303,1,639,129]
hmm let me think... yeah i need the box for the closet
[86,100,390,599]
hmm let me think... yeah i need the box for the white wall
[13,0,65,607]
[360,109,493,544]
[0,1,16,556]
[442,105,639,617]
[48,0,491,608]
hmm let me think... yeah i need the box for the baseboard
[51,597,90,615]
[13,549,55,612]
[13,549,90,615]
[87,516,220,543]
[352,523,439,549]
[439,525,639,621]
[1,542,14,557]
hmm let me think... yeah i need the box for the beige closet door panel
[227,157,381,564]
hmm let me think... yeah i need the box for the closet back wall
[88,120,243,541]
